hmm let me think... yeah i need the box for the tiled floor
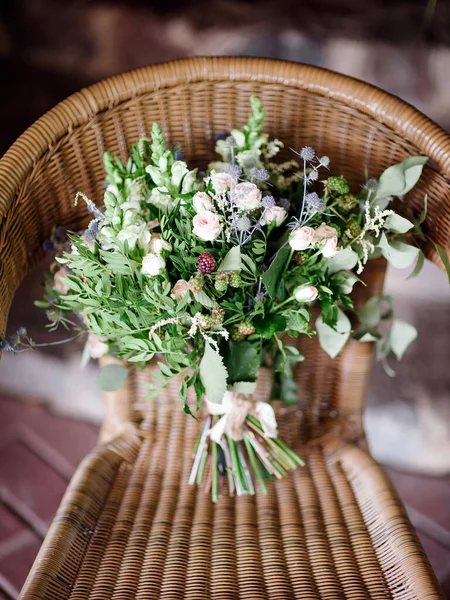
[0,394,449,599]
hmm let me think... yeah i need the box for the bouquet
[12,96,444,501]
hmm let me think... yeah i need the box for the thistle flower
[261,195,276,209]
[299,146,316,162]
[226,135,238,148]
[248,168,269,183]
[364,178,378,191]
[305,192,326,214]
[319,156,330,168]
[278,198,291,210]
[227,164,242,179]
[307,169,319,182]
[236,215,252,232]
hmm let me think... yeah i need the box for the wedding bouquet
[23,96,442,500]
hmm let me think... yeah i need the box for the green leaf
[434,242,450,284]
[217,246,241,272]
[379,233,420,269]
[384,213,414,234]
[80,341,91,369]
[286,311,310,335]
[261,247,290,299]
[407,250,425,279]
[358,296,382,328]
[390,319,418,360]
[324,247,359,274]
[97,363,129,392]
[419,194,428,224]
[335,271,364,294]
[375,156,428,199]
[316,308,351,359]
[193,290,217,309]
[199,342,228,404]
[253,314,286,340]
[223,342,260,384]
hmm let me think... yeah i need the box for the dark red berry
[197,253,216,274]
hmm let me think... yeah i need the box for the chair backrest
[1,57,449,437]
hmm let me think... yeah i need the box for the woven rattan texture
[0,57,446,598]
[20,401,442,599]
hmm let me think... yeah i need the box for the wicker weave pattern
[20,401,442,599]
[0,57,446,597]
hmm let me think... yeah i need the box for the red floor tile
[0,441,68,523]
[0,506,26,543]
[0,532,42,594]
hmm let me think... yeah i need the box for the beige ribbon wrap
[205,391,278,443]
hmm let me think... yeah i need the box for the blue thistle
[299,146,315,161]
[261,195,276,209]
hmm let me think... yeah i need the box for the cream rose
[193,191,213,214]
[289,226,315,251]
[313,224,337,242]
[321,236,340,258]
[234,182,262,211]
[192,211,222,241]
[53,268,69,294]
[87,334,109,359]
[141,253,166,276]
[210,172,234,195]
[149,233,172,255]
[294,285,318,302]
[171,279,190,301]
[262,206,287,227]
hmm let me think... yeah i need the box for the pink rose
[289,226,315,251]
[313,224,337,242]
[234,182,262,211]
[294,285,318,302]
[141,252,166,276]
[193,191,214,213]
[210,172,234,195]
[261,206,287,227]
[171,279,190,301]
[192,211,222,241]
[322,236,340,258]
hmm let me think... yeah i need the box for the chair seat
[19,402,443,600]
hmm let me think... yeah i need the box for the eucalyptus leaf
[379,233,420,269]
[390,319,418,360]
[336,271,363,294]
[199,342,228,404]
[223,342,260,384]
[358,296,382,328]
[316,308,351,359]
[375,156,428,200]
[97,363,129,392]
[407,250,425,280]
[324,247,359,274]
[217,246,242,273]
[384,213,414,234]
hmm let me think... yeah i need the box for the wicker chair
[1,57,448,599]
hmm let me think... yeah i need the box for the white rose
[294,285,318,302]
[97,226,117,251]
[261,206,287,227]
[193,191,214,213]
[234,182,262,211]
[313,224,337,242]
[117,222,151,251]
[53,268,69,294]
[149,233,172,255]
[171,279,190,301]
[210,172,234,195]
[192,211,222,241]
[88,334,109,359]
[321,236,340,258]
[289,226,315,251]
[141,253,166,276]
